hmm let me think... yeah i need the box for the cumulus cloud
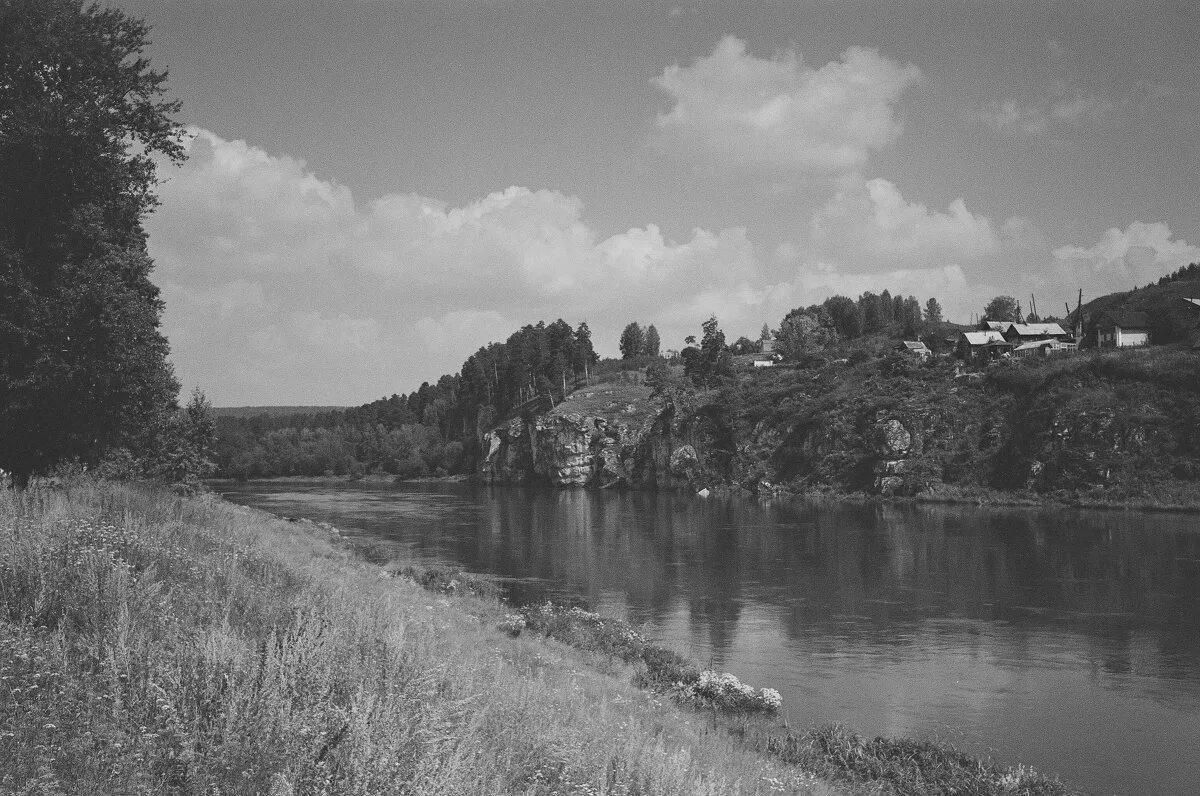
[1053,222,1200,288]
[808,177,1003,269]
[149,128,771,403]
[651,36,921,175]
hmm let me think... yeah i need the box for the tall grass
[0,478,838,795]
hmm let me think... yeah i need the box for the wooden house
[1001,322,1071,345]
[898,340,932,360]
[1096,312,1152,348]
[958,330,1012,365]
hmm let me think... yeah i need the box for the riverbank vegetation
[1,477,1076,794]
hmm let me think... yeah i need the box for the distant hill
[212,406,346,418]
[1078,268,1200,345]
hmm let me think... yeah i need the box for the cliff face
[480,386,728,490]
[481,350,1200,502]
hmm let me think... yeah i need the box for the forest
[214,319,599,478]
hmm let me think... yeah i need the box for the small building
[898,340,931,360]
[1002,322,1071,345]
[958,330,1013,365]
[1011,339,1077,358]
[760,338,775,354]
[751,358,775,368]
[1096,312,1152,348]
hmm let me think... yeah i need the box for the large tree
[643,323,661,357]
[618,321,645,359]
[776,309,836,362]
[1,0,186,484]
[983,296,1021,323]
[683,315,732,389]
[924,297,943,324]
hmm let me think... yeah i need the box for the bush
[399,565,501,600]
[674,671,782,714]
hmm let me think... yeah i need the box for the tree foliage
[619,322,645,359]
[776,310,836,362]
[924,297,943,324]
[983,296,1022,323]
[643,324,661,357]
[1,0,186,483]
[681,316,732,389]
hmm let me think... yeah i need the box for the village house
[957,330,1012,365]
[1096,312,1152,348]
[897,340,932,360]
[1002,322,1076,358]
[1181,299,1200,349]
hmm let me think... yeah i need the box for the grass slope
[0,479,838,795]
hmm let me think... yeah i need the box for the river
[219,480,1200,796]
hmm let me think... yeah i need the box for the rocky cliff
[481,348,1200,503]
[480,385,729,490]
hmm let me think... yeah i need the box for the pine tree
[619,322,645,359]
[924,297,943,324]
[643,324,661,357]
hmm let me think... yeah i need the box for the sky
[115,0,1200,405]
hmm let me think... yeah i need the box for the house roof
[1100,311,1152,329]
[982,320,1010,331]
[961,330,1008,345]
[1182,298,1200,310]
[1013,340,1053,351]
[900,340,930,351]
[1006,322,1068,337]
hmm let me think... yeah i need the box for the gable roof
[900,340,930,351]
[1100,311,1152,329]
[1006,322,1068,337]
[961,330,1008,345]
[982,320,1010,331]
[1182,298,1200,310]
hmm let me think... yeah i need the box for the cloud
[1052,222,1200,289]
[808,177,1003,270]
[978,79,1171,139]
[651,36,921,175]
[149,128,772,403]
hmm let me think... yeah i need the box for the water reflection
[223,482,1200,795]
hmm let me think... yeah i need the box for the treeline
[213,320,599,479]
[773,289,949,362]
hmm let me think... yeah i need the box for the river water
[220,481,1200,796]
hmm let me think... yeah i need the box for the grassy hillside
[1079,274,1200,345]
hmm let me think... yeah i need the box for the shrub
[674,671,782,714]
[399,565,501,600]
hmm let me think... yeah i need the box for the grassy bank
[1,479,1073,795]
[0,478,838,795]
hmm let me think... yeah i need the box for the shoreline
[210,473,1200,515]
